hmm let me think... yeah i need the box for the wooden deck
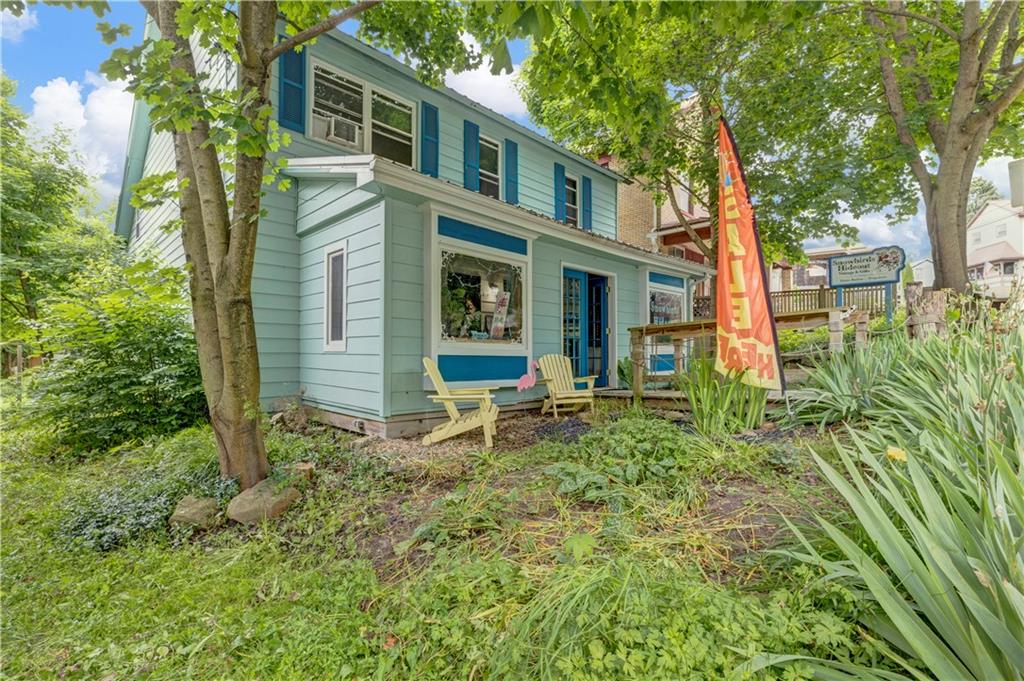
[626,307,867,403]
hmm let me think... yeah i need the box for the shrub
[25,259,206,454]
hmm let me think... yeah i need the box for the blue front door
[562,269,608,388]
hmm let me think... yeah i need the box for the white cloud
[445,35,528,120]
[974,155,1014,198]
[805,156,1020,260]
[1,7,39,43]
[29,72,134,205]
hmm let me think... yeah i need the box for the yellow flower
[886,446,907,463]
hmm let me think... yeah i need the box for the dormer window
[564,174,579,227]
[311,62,414,168]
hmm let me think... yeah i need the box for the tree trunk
[154,0,271,489]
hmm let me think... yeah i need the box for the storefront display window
[440,249,524,344]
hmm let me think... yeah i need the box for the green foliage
[764,301,1024,678]
[966,176,1003,221]
[0,74,123,349]
[616,357,633,389]
[400,483,519,553]
[492,559,877,680]
[24,260,205,454]
[676,358,767,436]
[58,428,237,551]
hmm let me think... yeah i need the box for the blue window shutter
[278,42,305,133]
[421,102,439,178]
[503,139,518,205]
[553,163,566,222]
[581,175,593,231]
[463,120,480,191]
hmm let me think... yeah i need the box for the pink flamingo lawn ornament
[517,360,539,392]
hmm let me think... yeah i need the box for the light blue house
[115,30,712,436]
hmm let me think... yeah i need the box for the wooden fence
[694,285,887,318]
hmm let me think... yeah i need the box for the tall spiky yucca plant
[752,288,1024,679]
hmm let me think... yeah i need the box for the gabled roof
[966,199,1024,231]
[113,23,623,239]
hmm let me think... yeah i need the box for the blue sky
[1,4,1014,260]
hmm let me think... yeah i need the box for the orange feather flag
[715,118,784,392]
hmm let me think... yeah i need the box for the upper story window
[996,223,1008,238]
[565,175,579,227]
[972,231,982,245]
[311,62,414,167]
[479,136,501,200]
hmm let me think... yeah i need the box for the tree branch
[264,0,382,63]
[865,3,960,41]
[977,0,1018,82]
[864,7,934,195]
[662,172,713,260]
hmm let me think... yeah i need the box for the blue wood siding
[298,191,386,418]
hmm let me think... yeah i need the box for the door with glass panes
[562,269,609,387]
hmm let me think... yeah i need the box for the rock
[290,462,315,481]
[226,480,301,524]
[169,495,219,529]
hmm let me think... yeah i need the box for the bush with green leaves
[25,259,206,454]
[764,301,1024,679]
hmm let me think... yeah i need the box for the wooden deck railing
[627,307,869,402]
[694,285,887,318]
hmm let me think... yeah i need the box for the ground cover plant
[3,389,881,679]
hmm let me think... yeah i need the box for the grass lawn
[2,403,884,679]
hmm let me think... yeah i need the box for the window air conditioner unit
[327,117,360,147]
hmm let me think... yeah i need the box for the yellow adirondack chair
[537,354,597,417]
[421,357,500,447]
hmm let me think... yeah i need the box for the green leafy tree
[520,2,1024,288]
[966,176,1003,222]
[0,75,122,359]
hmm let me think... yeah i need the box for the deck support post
[673,338,685,376]
[630,328,644,405]
[854,312,868,350]
[828,310,844,354]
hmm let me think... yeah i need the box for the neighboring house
[911,257,935,287]
[769,245,873,292]
[114,26,712,436]
[601,158,712,299]
[966,199,1024,299]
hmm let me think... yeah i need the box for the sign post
[827,246,906,324]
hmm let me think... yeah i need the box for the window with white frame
[996,223,1008,238]
[1003,260,1016,276]
[311,63,414,167]
[440,248,524,345]
[972,231,982,245]
[649,287,686,325]
[324,243,346,350]
[479,136,501,200]
[565,174,579,227]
